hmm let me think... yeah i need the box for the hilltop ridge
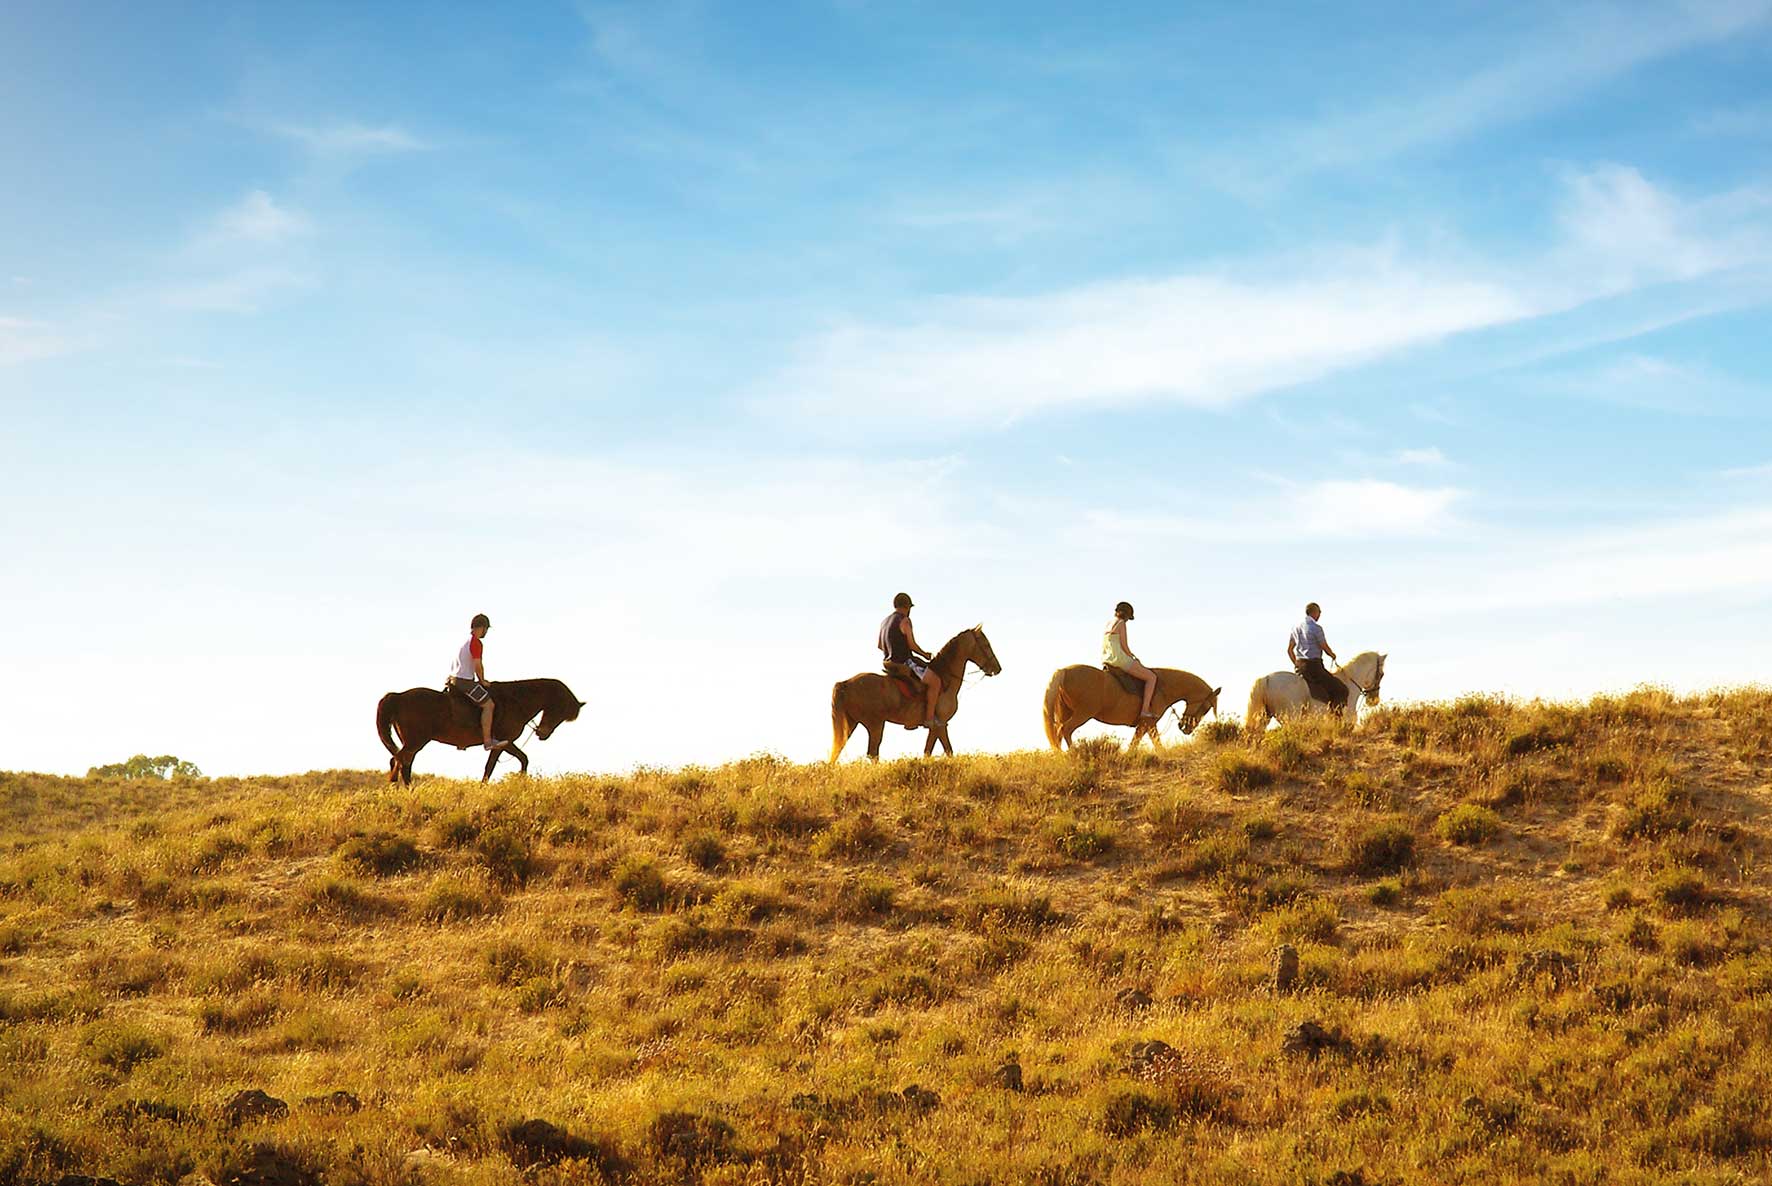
[2,689,1770,1184]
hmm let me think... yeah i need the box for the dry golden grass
[3,687,1771,1184]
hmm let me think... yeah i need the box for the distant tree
[87,754,204,780]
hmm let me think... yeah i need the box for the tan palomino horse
[1245,651,1386,733]
[830,626,1002,761]
[1043,666,1222,751]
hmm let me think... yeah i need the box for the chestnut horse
[376,678,584,784]
[830,626,1002,761]
[1043,666,1221,751]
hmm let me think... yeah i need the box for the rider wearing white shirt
[446,613,506,750]
[1287,602,1348,708]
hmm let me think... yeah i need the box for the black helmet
[1115,601,1134,619]
[893,592,914,610]
[471,613,491,629]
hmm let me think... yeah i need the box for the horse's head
[1176,685,1223,735]
[969,624,1002,677]
[1360,654,1386,707]
[536,683,585,741]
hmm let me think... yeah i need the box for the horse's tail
[376,693,402,757]
[1042,672,1067,750]
[1245,677,1269,736]
[829,681,851,764]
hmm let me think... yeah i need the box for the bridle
[1337,658,1383,702]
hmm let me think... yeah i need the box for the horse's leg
[505,742,529,776]
[481,747,499,782]
[865,722,883,762]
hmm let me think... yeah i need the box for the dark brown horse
[830,626,1001,761]
[376,678,583,784]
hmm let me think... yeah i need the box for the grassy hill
[3,689,1770,1185]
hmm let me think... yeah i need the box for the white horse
[1245,651,1387,733]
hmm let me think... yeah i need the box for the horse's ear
[577,700,586,709]
[1213,687,1222,697]
[974,622,983,631]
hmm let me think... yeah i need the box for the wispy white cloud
[1079,476,1464,543]
[1205,0,1772,188]
[0,316,72,365]
[1298,479,1463,536]
[210,190,311,244]
[1721,461,1772,479]
[765,165,1772,429]
[271,122,429,155]
[1693,102,1772,137]
[1534,352,1768,413]
[767,253,1528,428]
[1395,447,1448,466]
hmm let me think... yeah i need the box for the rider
[1287,602,1348,709]
[448,613,506,750]
[1103,601,1159,720]
[878,592,941,730]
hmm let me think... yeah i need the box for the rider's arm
[473,640,488,682]
[1321,635,1337,662]
[902,618,931,659]
[1287,636,1297,664]
[1117,620,1135,661]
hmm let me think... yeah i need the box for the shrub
[1436,804,1503,846]
[199,991,282,1034]
[1258,896,1340,944]
[1103,1089,1174,1136]
[421,876,502,922]
[1331,1088,1392,1119]
[1175,831,1249,879]
[1651,867,1711,912]
[1218,868,1310,919]
[831,875,897,921]
[1195,720,1242,745]
[612,856,671,911]
[336,831,423,877]
[961,888,1059,932]
[1047,817,1116,862]
[1146,793,1210,841]
[683,833,726,871]
[1365,878,1403,907]
[735,792,828,838]
[1506,721,1573,756]
[1613,779,1695,841]
[1432,887,1517,934]
[1340,820,1415,875]
[484,939,554,986]
[814,813,891,860]
[300,876,392,919]
[1213,751,1276,794]
[475,827,536,888]
[82,1022,165,1072]
[429,811,481,848]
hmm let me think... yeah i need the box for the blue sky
[5,1,1772,776]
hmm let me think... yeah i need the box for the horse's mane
[1154,667,1213,701]
[930,627,976,675]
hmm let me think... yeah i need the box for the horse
[1042,666,1222,751]
[376,678,584,785]
[830,626,1002,761]
[1245,651,1386,733]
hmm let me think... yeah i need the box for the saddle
[1103,664,1145,696]
[882,661,924,700]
